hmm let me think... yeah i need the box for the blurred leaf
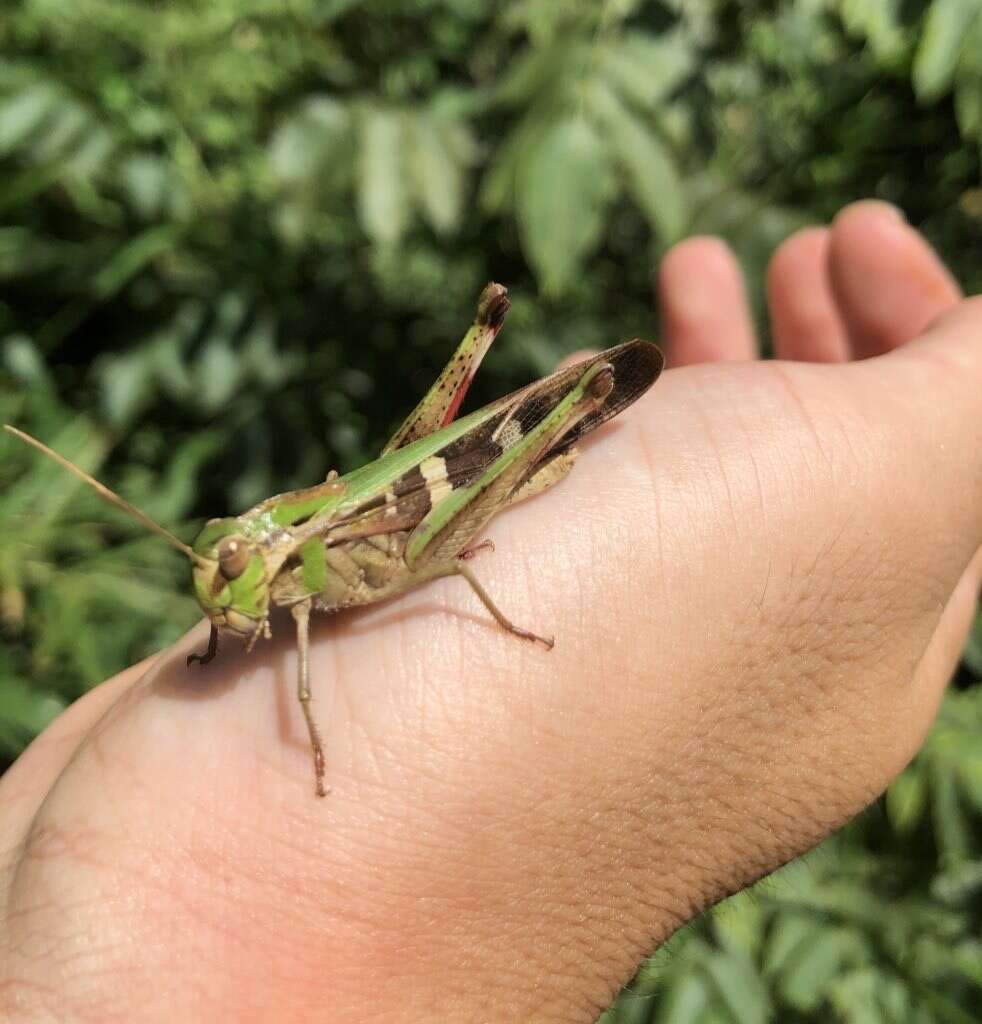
[954,14,982,137]
[589,81,687,242]
[600,30,694,111]
[930,757,972,866]
[962,606,982,673]
[956,751,982,813]
[913,1,982,102]
[99,351,155,426]
[268,95,351,187]
[409,111,466,236]
[778,929,859,1011]
[827,968,885,1024]
[762,913,820,977]
[931,859,982,904]
[357,106,409,245]
[886,765,928,833]
[0,81,59,155]
[313,0,364,23]
[951,939,982,987]
[516,117,611,294]
[196,337,242,414]
[605,989,657,1024]
[653,973,709,1024]
[712,891,765,959]
[835,0,907,63]
[701,948,770,1024]
[2,335,53,389]
[0,672,65,757]
[92,226,180,301]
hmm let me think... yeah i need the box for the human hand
[2,201,980,1023]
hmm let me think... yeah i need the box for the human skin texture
[1,202,980,1023]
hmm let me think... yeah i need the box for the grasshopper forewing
[5,284,663,796]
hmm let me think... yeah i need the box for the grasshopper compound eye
[217,536,251,580]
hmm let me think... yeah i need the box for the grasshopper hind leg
[187,625,219,667]
[453,560,554,650]
[291,599,329,797]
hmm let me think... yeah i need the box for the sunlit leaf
[654,971,710,1024]
[589,81,687,242]
[779,929,859,1011]
[702,947,770,1024]
[268,95,350,186]
[836,0,907,62]
[516,117,611,295]
[91,226,179,301]
[409,112,465,236]
[196,337,242,413]
[913,0,981,102]
[2,335,52,389]
[357,106,409,245]
[600,30,694,111]
[0,82,59,155]
[963,606,982,672]
[0,673,65,757]
[931,758,972,866]
[99,353,155,426]
[886,765,928,833]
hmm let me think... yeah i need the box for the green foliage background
[1,1,981,1019]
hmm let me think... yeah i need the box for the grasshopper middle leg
[291,599,328,797]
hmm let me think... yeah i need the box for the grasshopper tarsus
[461,538,495,561]
[454,560,554,651]
[187,625,219,667]
[513,626,555,650]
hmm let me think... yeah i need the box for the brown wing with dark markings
[313,340,663,547]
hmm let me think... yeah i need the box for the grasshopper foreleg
[453,560,554,650]
[291,599,328,797]
[187,625,219,667]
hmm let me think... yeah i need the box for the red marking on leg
[441,373,475,427]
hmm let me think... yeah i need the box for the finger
[875,296,982,726]
[767,227,850,362]
[910,546,982,730]
[656,237,757,366]
[0,651,163,859]
[829,200,962,358]
[557,348,599,369]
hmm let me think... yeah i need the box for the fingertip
[902,293,982,377]
[830,201,962,357]
[657,236,757,366]
[833,199,908,226]
[767,227,850,363]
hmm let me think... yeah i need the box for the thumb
[883,296,982,714]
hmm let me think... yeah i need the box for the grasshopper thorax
[191,517,270,639]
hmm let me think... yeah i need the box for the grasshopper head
[191,518,270,639]
[3,426,272,642]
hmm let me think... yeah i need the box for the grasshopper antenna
[4,424,209,568]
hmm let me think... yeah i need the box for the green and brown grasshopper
[6,284,662,795]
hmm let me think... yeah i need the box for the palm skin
[2,201,980,1023]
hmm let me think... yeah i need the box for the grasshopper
[6,284,662,796]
